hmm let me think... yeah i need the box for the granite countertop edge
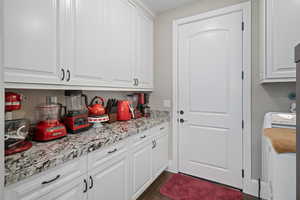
[5,110,170,186]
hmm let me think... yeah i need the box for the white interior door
[178,10,243,188]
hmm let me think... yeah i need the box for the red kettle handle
[90,96,105,106]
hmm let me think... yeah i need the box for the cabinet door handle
[61,69,65,81]
[41,175,60,185]
[83,179,88,193]
[140,135,146,139]
[136,79,139,86]
[152,140,155,149]
[160,127,165,131]
[89,176,94,189]
[66,70,71,82]
[108,148,117,154]
[153,140,157,149]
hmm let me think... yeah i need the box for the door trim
[170,1,258,197]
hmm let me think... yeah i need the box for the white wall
[151,0,296,179]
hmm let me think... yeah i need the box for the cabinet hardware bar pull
[66,70,71,82]
[83,179,88,193]
[108,148,117,154]
[61,69,65,81]
[140,135,146,139]
[89,176,94,189]
[41,175,60,185]
[152,140,155,149]
[160,127,165,130]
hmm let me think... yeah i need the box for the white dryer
[262,112,296,200]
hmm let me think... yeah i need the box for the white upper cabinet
[3,0,64,84]
[108,0,136,88]
[3,0,154,90]
[72,0,112,86]
[261,0,300,82]
[135,9,154,89]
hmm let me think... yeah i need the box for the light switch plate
[163,100,171,108]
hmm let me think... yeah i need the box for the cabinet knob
[179,110,184,115]
[179,119,185,123]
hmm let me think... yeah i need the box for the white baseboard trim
[243,178,268,199]
[166,160,178,173]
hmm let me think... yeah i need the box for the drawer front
[88,140,129,170]
[5,156,87,200]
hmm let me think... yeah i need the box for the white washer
[262,112,296,200]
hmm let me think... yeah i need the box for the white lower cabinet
[4,124,169,200]
[40,176,88,200]
[152,132,169,180]
[131,139,153,199]
[88,149,129,200]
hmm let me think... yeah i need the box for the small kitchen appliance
[64,91,91,134]
[34,96,67,141]
[5,119,32,156]
[5,92,22,112]
[5,92,32,155]
[117,100,131,121]
[83,95,108,127]
[85,96,106,116]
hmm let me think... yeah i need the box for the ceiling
[140,0,198,14]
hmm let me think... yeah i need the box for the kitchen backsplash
[5,89,149,124]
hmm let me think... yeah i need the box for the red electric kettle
[117,101,131,121]
[85,96,106,116]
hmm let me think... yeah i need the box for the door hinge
[242,169,245,178]
[242,22,245,31]
[242,120,244,129]
[242,71,244,80]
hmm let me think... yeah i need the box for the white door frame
[171,1,259,197]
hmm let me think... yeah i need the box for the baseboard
[243,178,268,199]
[166,160,178,173]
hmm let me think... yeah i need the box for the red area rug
[160,173,243,200]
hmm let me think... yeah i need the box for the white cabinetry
[4,123,169,200]
[134,9,154,89]
[3,0,154,90]
[3,0,66,85]
[40,176,87,200]
[4,156,87,200]
[261,0,300,82]
[72,0,111,86]
[131,138,153,199]
[152,131,169,179]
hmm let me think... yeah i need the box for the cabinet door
[3,0,63,84]
[152,133,169,179]
[40,176,87,200]
[265,0,300,81]
[89,152,129,200]
[135,11,154,89]
[108,0,135,87]
[131,141,153,199]
[72,0,112,86]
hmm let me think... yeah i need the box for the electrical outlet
[163,100,171,108]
